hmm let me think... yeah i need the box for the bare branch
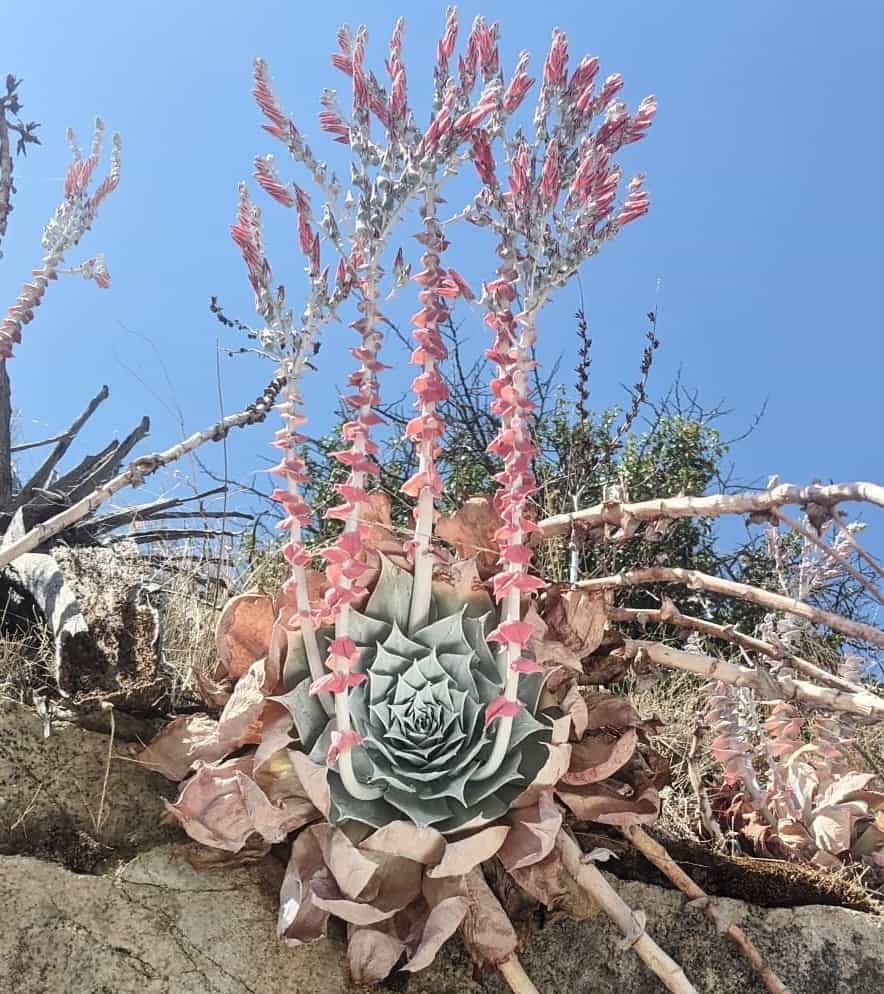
[618,639,884,718]
[556,830,698,994]
[539,482,884,539]
[773,508,884,606]
[580,566,884,647]
[607,602,871,695]
[621,826,791,994]
[0,376,282,569]
[14,385,110,506]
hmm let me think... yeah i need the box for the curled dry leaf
[423,867,518,968]
[215,591,275,680]
[561,728,638,786]
[141,656,281,781]
[138,713,231,780]
[426,824,510,878]
[525,603,582,672]
[360,821,447,865]
[557,778,660,826]
[164,756,305,852]
[436,496,503,578]
[400,895,470,972]
[348,926,405,986]
[499,790,562,871]
[543,585,609,659]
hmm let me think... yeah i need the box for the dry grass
[627,669,716,843]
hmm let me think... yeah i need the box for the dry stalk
[0,376,282,570]
[538,482,884,538]
[687,728,725,846]
[619,639,884,718]
[621,825,791,994]
[498,955,541,994]
[579,567,884,648]
[556,829,698,994]
[607,604,871,696]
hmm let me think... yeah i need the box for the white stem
[407,184,441,635]
[408,478,435,632]
[497,955,541,994]
[332,270,383,803]
[280,361,330,711]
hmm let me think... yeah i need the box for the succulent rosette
[279,556,552,833]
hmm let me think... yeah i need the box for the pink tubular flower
[510,656,544,675]
[1,121,121,360]
[503,51,534,113]
[327,730,364,765]
[484,696,523,726]
[253,155,295,207]
[487,619,536,648]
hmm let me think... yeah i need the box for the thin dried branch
[580,566,884,648]
[105,527,231,545]
[539,482,884,539]
[0,376,282,569]
[556,829,698,994]
[687,729,725,846]
[10,432,68,454]
[85,485,229,531]
[621,826,791,994]
[13,384,110,507]
[607,602,870,696]
[619,639,884,718]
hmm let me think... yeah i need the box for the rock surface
[1,703,883,993]
[0,701,175,865]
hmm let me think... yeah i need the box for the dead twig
[556,829,698,994]
[619,639,884,718]
[607,602,872,696]
[580,566,884,648]
[621,825,791,994]
[0,376,282,570]
[538,482,884,539]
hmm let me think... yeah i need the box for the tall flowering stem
[231,154,347,715]
[469,28,656,778]
[0,119,121,359]
[404,188,472,631]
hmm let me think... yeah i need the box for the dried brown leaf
[562,728,638,786]
[499,790,562,871]
[360,822,446,865]
[436,496,502,578]
[215,591,275,680]
[426,824,510,878]
[543,585,609,657]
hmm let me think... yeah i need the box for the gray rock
[1,701,882,993]
[1,844,883,994]
[0,702,176,864]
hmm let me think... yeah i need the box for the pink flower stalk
[466,29,656,783]
[403,199,467,632]
[0,120,121,360]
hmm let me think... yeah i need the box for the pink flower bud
[485,696,523,725]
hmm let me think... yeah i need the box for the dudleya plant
[141,9,661,987]
[283,555,551,832]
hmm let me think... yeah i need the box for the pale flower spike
[0,120,121,359]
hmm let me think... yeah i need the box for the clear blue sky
[2,1,883,541]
